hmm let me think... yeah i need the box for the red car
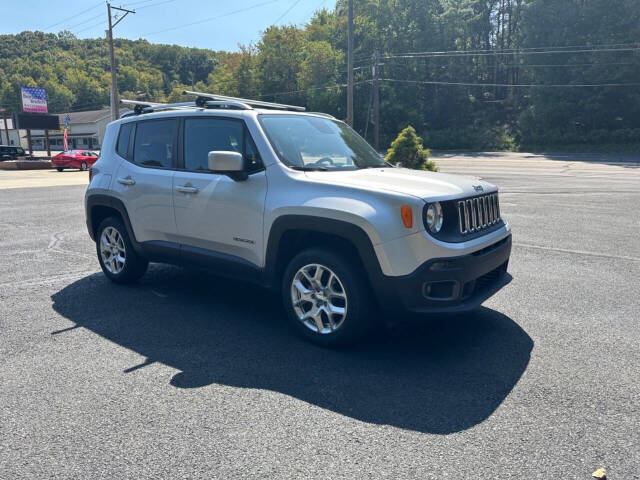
[52,150,99,171]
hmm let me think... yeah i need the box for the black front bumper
[380,234,512,314]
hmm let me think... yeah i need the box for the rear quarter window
[116,123,134,159]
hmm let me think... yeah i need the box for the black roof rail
[182,90,306,112]
[120,99,196,116]
[120,98,254,117]
[204,100,252,110]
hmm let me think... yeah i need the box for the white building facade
[29,109,112,151]
[1,118,23,147]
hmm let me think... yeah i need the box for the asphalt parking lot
[1,153,639,479]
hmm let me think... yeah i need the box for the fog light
[423,280,457,300]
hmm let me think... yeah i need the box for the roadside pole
[45,130,51,157]
[26,129,33,157]
[106,3,135,122]
[107,4,118,122]
[373,50,380,151]
[346,0,354,126]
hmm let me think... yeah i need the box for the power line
[135,0,178,11]
[257,79,369,98]
[273,0,304,25]
[379,78,640,88]
[354,42,640,61]
[72,0,173,36]
[303,0,330,20]
[375,57,638,69]
[41,1,103,31]
[500,61,638,68]
[142,0,279,36]
[74,20,107,35]
[353,43,640,65]
[123,0,163,7]
[258,83,346,98]
[64,12,105,32]
[377,47,640,60]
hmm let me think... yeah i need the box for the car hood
[303,167,495,201]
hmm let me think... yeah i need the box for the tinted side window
[116,123,134,159]
[184,118,243,171]
[133,119,177,168]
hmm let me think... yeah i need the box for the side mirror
[207,151,247,181]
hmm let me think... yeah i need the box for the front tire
[56,167,63,172]
[282,248,373,347]
[80,161,88,171]
[96,216,148,284]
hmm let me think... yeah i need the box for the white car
[85,92,511,346]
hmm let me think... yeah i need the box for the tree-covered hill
[2,0,639,151]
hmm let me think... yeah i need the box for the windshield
[259,114,387,170]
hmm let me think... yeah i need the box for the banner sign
[21,87,48,113]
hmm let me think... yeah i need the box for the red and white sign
[21,87,48,113]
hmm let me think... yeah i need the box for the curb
[0,160,53,170]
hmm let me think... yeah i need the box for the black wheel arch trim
[262,215,389,297]
[86,194,144,254]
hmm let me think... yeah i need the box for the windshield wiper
[290,166,329,171]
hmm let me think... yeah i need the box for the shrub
[386,125,438,171]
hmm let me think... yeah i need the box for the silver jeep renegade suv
[85,92,512,346]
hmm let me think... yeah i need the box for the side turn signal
[401,205,413,228]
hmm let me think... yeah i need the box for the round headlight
[425,202,443,233]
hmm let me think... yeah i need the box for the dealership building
[0,118,22,146]
[29,109,112,151]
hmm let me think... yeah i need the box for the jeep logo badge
[473,185,484,192]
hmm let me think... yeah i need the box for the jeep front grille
[457,193,500,234]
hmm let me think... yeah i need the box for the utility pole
[346,0,354,126]
[372,50,380,152]
[45,129,51,157]
[107,3,135,121]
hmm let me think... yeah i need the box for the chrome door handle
[176,185,199,194]
[117,176,136,186]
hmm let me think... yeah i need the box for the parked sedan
[52,150,99,171]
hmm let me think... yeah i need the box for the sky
[0,0,334,51]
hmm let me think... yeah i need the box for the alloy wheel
[100,226,126,274]
[290,263,348,334]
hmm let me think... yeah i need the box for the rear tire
[80,161,88,171]
[96,216,148,284]
[56,167,63,172]
[281,248,373,347]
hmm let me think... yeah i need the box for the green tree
[257,26,305,104]
[1,0,639,151]
[386,126,438,171]
[297,41,343,113]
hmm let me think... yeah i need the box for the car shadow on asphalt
[51,265,533,435]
